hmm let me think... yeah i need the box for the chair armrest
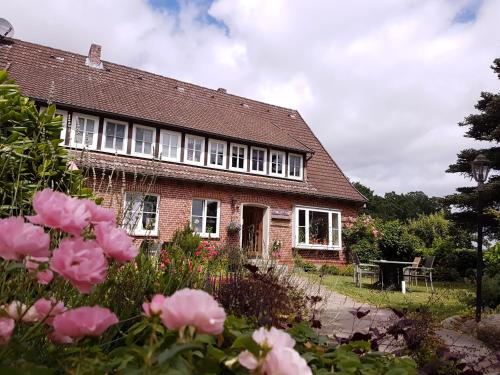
[359,263,379,268]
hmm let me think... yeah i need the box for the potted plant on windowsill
[227,221,241,235]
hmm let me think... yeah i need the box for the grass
[305,273,475,322]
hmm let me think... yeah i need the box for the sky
[2,0,499,197]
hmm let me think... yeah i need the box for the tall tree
[444,59,500,239]
[352,182,441,222]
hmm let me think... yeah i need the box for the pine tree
[444,59,500,238]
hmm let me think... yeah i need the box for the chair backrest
[412,256,421,268]
[424,256,435,268]
[352,252,361,265]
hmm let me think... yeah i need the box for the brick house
[0,38,365,266]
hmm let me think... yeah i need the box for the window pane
[85,132,94,146]
[144,129,153,143]
[331,213,339,229]
[86,119,95,132]
[136,128,144,141]
[191,216,203,233]
[206,201,218,217]
[135,140,142,153]
[188,138,194,149]
[194,150,201,162]
[116,124,125,138]
[106,123,115,136]
[195,140,202,151]
[115,137,124,150]
[187,149,194,161]
[170,145,177,158]
[142,213,157,231]
[298,209,306,226]
[205,217,217,234]
[192,199,204,216]
[143,142,151,155]
[105,135,114,149]
[143,196,157,213]
[332,229,340,246]
[298,227,306,244]
[232,155,238,168]
[238,157,244,169]
[309,211,329,245]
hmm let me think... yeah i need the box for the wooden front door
[242,206,265,258]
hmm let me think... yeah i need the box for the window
[269,150,286,177]
[208,139,227,169]
[250,147,267,174]
[70,113,99,149]
[230,143,247,171]
[184,135,205,165]
[191,199,220,237]
[132,125,156,158]
[294,206,341,249]
[103,119,128,153]
[123,193,159,236]
[160,130,181,161]
[288,153,303,180]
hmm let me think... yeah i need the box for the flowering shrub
[343,214,381,262]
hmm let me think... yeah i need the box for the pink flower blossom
[3,301,38,322]
[33,298,66,325]
[50,237,108,294]
[372,229,379,238]
[0,217,50,261]
[161,288,226,335]
[36,269,54,285]
[84,200,116,225]
[94,222,138,262]
[262,347,312,375]
[0,318,15,345]
[252,327,296,349]
[28,188,92,235]
[52,306,118,339]
[238,350,260,370]
[48,330,73,344]
[142,294,167,317]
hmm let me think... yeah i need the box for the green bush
[350,238,381,263]
[319,264,340,275]
[484,243,500,277]
[171,223,202,256]
[0,71,91,218]
[378,220,421,260]
[482,274,500,309]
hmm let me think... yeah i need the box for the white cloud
[2,0,499,196]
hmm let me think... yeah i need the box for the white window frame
[293,206,342,250]
[40,107,68,146]
[190,199,220,238]
[123,193,160,236]
[207,139,227,169]
[184,134,205,166]
[288,153,304,180]
[229,143,248,172]
[269,150,286,177]
[69,113,100,150]
[250,146,267,175]
[159,129,182,162]
[131,124,156,158]
[102,119,128,154]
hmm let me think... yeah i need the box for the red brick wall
[91,175,359,266]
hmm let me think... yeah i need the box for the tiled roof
[0,38,365,202]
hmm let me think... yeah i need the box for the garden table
[370,260,414,291]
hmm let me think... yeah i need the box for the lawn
[305,273,475,322]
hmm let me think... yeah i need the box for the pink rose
[262,347,312,375]
[252,327,296,349]
[28,188,92,235]
[36,269,54,285]
[50,237,108,294]
[0,217,50,260]
[94,222,138,262]
[52,306,118,340]
[143,294,167,317]
[84,200,116,225]
[238,350,260,370]
[0,318,15,345]
[48,330,73,344]
[161,289,226,335]
[33,298,66,325]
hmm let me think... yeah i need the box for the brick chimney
[85,43,103,69]
[217,88,227,93]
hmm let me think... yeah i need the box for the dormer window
[103,119,128,154]
[70,113,99,150]
[230,143,247,172]
[270,150,286,177]
[184,134,205,166]
[288,153,303,180]
[250,147,267,175]
[160,130,181,161]
[208,139,227,169]
[132,125,155,158]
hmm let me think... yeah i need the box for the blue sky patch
[453,0,483,23]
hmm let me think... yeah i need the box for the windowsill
[198,233,220,239]
[130,230,159,237]
[294,245,341,251]
[101,147,128,155]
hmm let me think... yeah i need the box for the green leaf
[157,343,203,365]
